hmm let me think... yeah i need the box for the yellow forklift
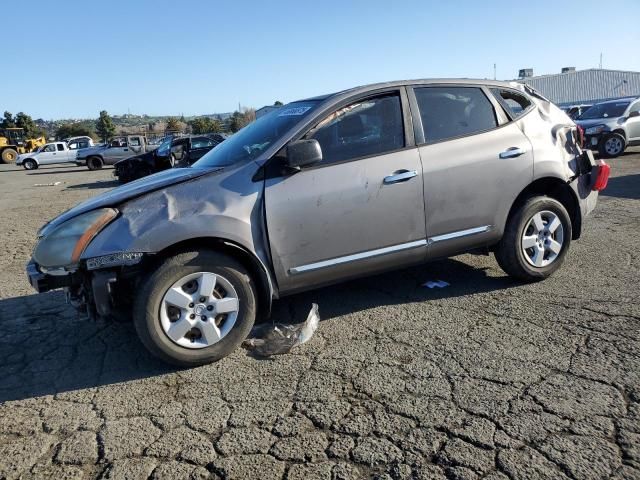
[0,128,46,163]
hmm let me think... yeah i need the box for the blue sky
[4,0,640,119]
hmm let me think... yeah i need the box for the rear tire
[23,159,38,170]
[87,156,104,171]
[599,133,625,158]
[133,250,257,367]
[1,148,18,164]
[495,196,572,282]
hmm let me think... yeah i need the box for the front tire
[495,196,572,282]
[133,250,257,367]
[599,133,625,158]
[23,159,38,170]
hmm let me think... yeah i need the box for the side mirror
[286,139,322,169]
[628,111,640,118]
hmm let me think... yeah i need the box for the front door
[106,138,130,163]
[265,91,427,293]
[410,85,534,258]
[36,144,59,165]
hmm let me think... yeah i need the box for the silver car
[576,96,640,158]
[27,79,609,366]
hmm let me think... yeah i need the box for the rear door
[264,89,427,293]
[105,138,130,163]
[409,85,534,258]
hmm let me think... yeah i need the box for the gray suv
[576,96,640,158]
[27,79,609,366]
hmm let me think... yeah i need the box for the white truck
[75,135,157,170]
[16,142,78,170]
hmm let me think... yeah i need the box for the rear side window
[56,144,65,151]
[414,87,497,144]
[306,94,404,165]
[491,88,532,118]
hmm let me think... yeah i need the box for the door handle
[384,169,418,185]
[499,147,526,159]
[123,148,128,151]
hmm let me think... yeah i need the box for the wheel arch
[148,236,275,320]
[612,128,626,139]
[505,176,582,240]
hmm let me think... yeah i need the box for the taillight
[592,160,610,191]
[576,125,585,148]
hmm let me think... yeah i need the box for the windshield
[155,136,173,157]
[193,101,319,168]
[578,101,630,120]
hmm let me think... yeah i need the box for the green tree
[55,123,95,140]
[209,118,224,133]
[274,100,283,106]
[189,117,225,134]
[1,111,16,129]
[95,110,116,142]
[227,109,255,133]
[166,117,181,132]
[15,112,45,138]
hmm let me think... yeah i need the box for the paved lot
[0,152,639,480]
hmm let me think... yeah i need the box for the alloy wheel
[521,210,564,268]
[160,271,240,349]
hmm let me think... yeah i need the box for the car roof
[295,78,524,103]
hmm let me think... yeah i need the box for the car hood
[40,167,220,234]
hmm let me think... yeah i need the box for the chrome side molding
[289,239,427,275]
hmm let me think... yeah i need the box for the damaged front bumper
[26,252,145,319]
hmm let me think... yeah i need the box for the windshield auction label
[278,106,312,116]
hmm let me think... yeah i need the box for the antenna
[599,53,602,69]
[493,63,496,80]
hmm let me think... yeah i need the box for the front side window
[43,144,56,152]
[194,101,320,168]
[491,88,532,118]
[414,87,497,144]
[306,94,404,165]
[191,137,215,149]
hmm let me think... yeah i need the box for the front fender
[81,162,274,293]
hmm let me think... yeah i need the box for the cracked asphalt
[0,151,639,480]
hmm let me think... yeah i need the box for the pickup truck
[16,142,78,170]
[76,135,156,170]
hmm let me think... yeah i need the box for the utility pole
[599,53,602,69]
[493,63,496,80]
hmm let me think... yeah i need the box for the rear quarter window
[491,88,533,119]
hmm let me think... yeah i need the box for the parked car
[114,134,227,183]
[561,104,592,120]
[575,97,640,158]
[16,141,78,170]
[27,79,609,366]
[75,135,157,170]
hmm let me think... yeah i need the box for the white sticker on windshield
[278,106,312,116]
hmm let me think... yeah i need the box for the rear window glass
[414,87,497,143]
